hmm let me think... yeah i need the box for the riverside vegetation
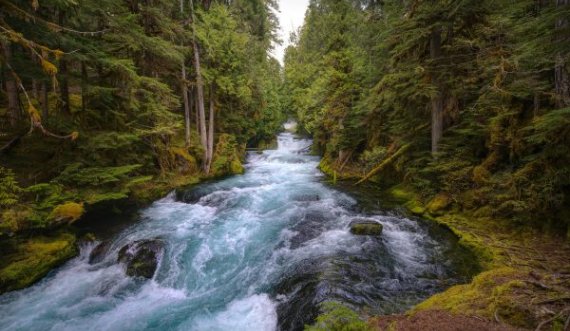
[0,0,284,292]
[283,0,570,330]
[1,0,570,330]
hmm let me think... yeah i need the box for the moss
[0,206,34,234]
[350,223,383,236]
[318,157,335,177]
[472,165,491,185]
[130,174,200,204]
[48,202,85,224]
[211,134,245,177]
[413,267,536,328]
[0,232,77,293]
[426,193,452,215]
[230,158,245,174]
[305,302,373,331]
[170,147,199,174]
[318,157,361,180]
[387,185,426,215]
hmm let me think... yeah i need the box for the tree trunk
[58,10,70,115]
[194,87,200,135]
[41,81,49,120]
[182,62,191,146]
[81,62,88,113]
[59,57,70,115]
[555,0,570,107]
[430,27,443,155]
[32,79,39,100]
[205,84,215,173]
[190,0,208,171]
[2,42,20,128]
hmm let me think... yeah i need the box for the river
[0,130,476,331]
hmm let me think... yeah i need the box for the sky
[271,0,310,64]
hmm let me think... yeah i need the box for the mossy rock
[118,239,164,279]
[230,158,244,174]
[426,193,452,216]
[350,220,383,236]
[306,302,373,331]
[211,134,245,177]
[412,267,536,328]
[0,232,77,294]
[48,202,85,225]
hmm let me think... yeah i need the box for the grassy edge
[0,158,247,295]
[317,159,569,330]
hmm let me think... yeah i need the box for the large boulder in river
[349,219,383,236]
[117,239,164,279]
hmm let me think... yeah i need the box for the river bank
[0,149,246,294]
[318,161,570,330]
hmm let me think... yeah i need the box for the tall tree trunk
[430,27,443,155]
[555,0,570,107]
[1,42,20,128]
[181,62,191,146]
[58,10,70,115]
[41,81,49,120]
[59,57,70,115]
[194,87,200,135]
[205,84,215,173]
[190,0,208,171]
[32,79,39,100]
[81,62,88,113]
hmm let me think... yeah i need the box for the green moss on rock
[350,222,383,236]
[305,302,373,331]
[0,232,77,293]
[426,193,452,215]
[412,267,536,328]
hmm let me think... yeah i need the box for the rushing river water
[0,130,476,331]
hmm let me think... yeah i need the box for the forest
[1,0,570,330]
[284,0,570,236]
[0,0,284,233]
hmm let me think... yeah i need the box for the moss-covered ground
[311,162,570,330]
[372,184,570,330]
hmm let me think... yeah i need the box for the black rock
[89,241,112,264]
[117,239,164,279]
[349,219,383,236]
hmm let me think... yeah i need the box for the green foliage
[305,302,372,331]
[211,134,245,177]
[0,167,21,208]
[56,163,142,187]
[285,0,570,235]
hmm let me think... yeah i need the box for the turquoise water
[0,132,474,331]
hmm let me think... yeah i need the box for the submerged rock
[291,194,320,202]
[349,219,383,236]
[88,241,112,264]
[117,239,164,278]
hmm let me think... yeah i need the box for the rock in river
[117,239,164,278]
[349,219,383,236]
[88,241,112,264]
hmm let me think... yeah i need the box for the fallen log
[355,143,411,185]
